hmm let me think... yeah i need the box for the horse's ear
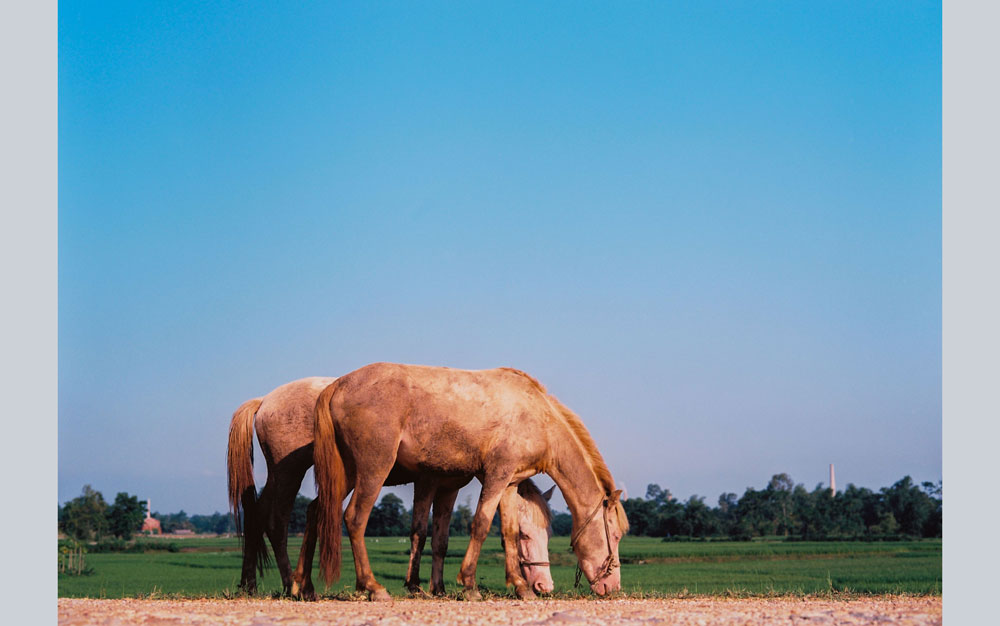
[542,486,555,502]
[610,489,623,503]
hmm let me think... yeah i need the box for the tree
[368,493,408,536]
[190,512,236,535]
[645,484,672,505]
[450,500,474,536]
[60,485,109,541]
[881,476,936,537]
[681,495,718,537]
[289,495,311,534]
[551,512,573,536]
[154,510,193,534]
[716,493,739,536]
[766,473,796,536]
[106,492,145,540]
[622,497,657,536]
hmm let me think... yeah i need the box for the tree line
[59,473,941,542]
[623,474,942,540]
[58,485,238,541]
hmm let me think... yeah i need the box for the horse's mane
[498,367,548,393]
[499,367,630,532]
[517,478,552,527]
[544,393,616,492]
[547,393,630,532]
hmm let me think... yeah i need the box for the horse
[227,376,554,599]
[313,363,629,601]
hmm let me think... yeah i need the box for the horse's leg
[238,483,267,594]
[429,487,460,596]
[498,485,534,599]
[290,498,319,601]
[404,477,435,595]
[344,467,396,601]
[264,469,307,595]
[456,473,513,600]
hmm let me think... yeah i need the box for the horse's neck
[545,422,606,519]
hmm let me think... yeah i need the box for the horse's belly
[396,428,481,475]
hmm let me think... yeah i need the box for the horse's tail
[314,381,347,585]
[226,396,271,574]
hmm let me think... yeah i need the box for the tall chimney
[147,498,152,519]
[829,464,836,495]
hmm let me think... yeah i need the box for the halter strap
[569,498,606,551]
[500,534,552,570]
[569,496,620,588]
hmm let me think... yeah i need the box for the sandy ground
[59,597,942,625]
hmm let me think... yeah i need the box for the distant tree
[645,484,672,505]
[190,512,236,535]
[766,473,796,536]
[289,495,311,534]
[881,476,937,537]
[622,497,657,536]
[793,484,831,539]
[551,512,573,536]
[922,480,942,498]
[154,510,194,534]
[716,493,739,535]
[106,492,145,540]
[450,500,474,536]
[651,494,685,537]
[681,495,718,537]
[60,485,109,541]
[368,493,408,536]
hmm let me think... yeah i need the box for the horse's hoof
[300,587,317,602]
[406,585,430,598]
[462,588,482,601]
[515,586,537,600]
[369,588,392,602]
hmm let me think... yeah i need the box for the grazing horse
[313,363,629,601]
[227,377,554,599]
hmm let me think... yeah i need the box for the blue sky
[59,1,941,514]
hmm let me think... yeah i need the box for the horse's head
[571,489,627,596]
[516,483,555,594]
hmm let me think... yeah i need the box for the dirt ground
[59,597,942,625]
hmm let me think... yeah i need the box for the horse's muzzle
[590,572,621,596]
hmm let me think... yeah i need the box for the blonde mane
[498,366,628,528]
[516,478,553,528]
[546,393,630,532]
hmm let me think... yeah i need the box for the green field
[57,536,941,599]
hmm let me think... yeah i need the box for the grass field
[57,536,941,599]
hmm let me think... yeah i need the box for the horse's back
[256,376,336,466]
[329,363,552,475]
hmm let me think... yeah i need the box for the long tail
[314,381,347,585]
[226,397,271,574]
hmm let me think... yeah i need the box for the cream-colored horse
[313,363,628,600]
[227,377,554,599]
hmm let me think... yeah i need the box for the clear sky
[59,1,941,515]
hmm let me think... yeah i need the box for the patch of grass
[57,535,941,599]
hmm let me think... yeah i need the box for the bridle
[569,496,619,588]
[500,535,550,570]
[519,556,551,569]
